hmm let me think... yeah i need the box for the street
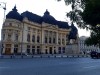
[0,58,100,75]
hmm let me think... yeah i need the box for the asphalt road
[0,58,100,75]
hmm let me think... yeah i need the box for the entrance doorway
[49,47,52,54]
[5,48,11,55]
[5,44,11,55]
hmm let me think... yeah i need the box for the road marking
[83,66,98,69]
[0,67,9,69]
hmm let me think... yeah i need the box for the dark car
[90,51,100,58]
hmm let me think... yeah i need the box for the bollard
[21,55,23,59]
[40,55,42,58]
[48,56,50,58]
[10,55,12,59]
[32,55,33,58]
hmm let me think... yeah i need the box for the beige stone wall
[1,18,79,55]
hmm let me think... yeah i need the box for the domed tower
[6,5,22,21]
[1,6,23,55]
[42,10,57,25]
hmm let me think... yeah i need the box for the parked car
[90,51,100,58]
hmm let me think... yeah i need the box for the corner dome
[42,10,57,25]
[6,6,22,21]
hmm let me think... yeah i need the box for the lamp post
[0,2,6,21]
[0,2,6,55]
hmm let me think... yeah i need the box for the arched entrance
[5,44,11,55]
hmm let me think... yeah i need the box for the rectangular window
[49,37,52,43]
[32,46,35,54]
[45,36,48,43]
[62,38,65,45]
[53,37,55,44]
[62,47,65,53]
[58,38,61,45]
[15,34,18,41]
[2,34,5,40]
[37,46,40,54]
[37,36,40,43]
[27,34,30,42]
[32,35,35,42]
[27,45,30,54]
[8,34,11,39]
[9,23,12,26]
[14,44,18,54]
[58,47,61,54]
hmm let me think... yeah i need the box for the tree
[57,0,100,47]
[81,0,100,47]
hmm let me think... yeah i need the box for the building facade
[79,36,100,54]
[1,6,79,55]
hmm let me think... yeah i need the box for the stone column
[11,44,14,54]
[61,34,62,45]
[64,35,66,45]
[56,32,58,44]
[48,31,49,43]
[2,44,5,53]
[35,29,37,44]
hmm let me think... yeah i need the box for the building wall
[79,36,100,54]
[1,18,79,55]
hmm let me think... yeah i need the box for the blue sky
[0,0,90,39]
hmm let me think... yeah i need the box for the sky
[0,0,90,40]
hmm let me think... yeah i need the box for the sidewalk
[0,54,90,59]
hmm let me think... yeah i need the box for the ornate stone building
[1,6,79,55]
[79,36,100,54]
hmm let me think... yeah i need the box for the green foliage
[57,0,100,47]
[82,0,100,27]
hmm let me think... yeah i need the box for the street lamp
[0,2,6,55]
[0,2,6,21]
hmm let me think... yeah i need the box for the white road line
[0,67,9,69]
[83,66,98,69]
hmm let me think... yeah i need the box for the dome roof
[68,23,78,39]
[42,10,57,25]
[6,6,22,21]
[21,11,42,24]
[57,21,69,29]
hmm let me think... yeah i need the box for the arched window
[27,34,30,42]
[32,35,35,42]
